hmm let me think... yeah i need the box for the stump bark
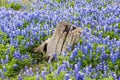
[34,22,82,62]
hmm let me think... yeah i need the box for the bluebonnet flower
[98,31,103,38]
[25,68,34,76]
[18,74,23,80]
[82,55,86,60]
[88,65,92,74]
[3,66,7,72]
[100,50,108,60]
[62,62,67,71]
[83,46,88,55]
[29,67,34,76]
[49,65,53,73]
[66,61,71,68]
[36,72,39,80]
[118,76,120,80]
[25,42,30,48]
[41,71,47,80]
[1,71,5,79]
[7,46,10,54]
[24,66,28,71]
[83,67,90,75]
[76,71,85,80]
[56,64,63,75]
[24,54,29,59]
[65,73,70,80]
[91,73,99,79]
[1,58,5,64]
[111,72,117,80]
[103,69,108,77]
[13,64,18,68]
[103,26,107,32]
[25,69,29,76]
[87,43,92,50]
[72,48,78,56]
[68,45,72,51]
[89,49,92,59]
[96,64,101,71]
[110,52,119,64]
[54,53,58,61]
[70,55,74,61]
[62,52,67,57]
[77,43,80,49]
[74,64,79,74]
[77,58,82,69]
[13,50,22,60]
[36,67,39,72]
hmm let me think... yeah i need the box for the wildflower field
[0,0,120,80]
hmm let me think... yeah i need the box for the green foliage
[0,31,31,77]
[6,2,23,10]
[108,59,120,76]
[0,31,10,44]
[103,77,114,80]
[70,1,75,8]
[56,0,61,3]
[86,0,92,3]
[105,49,110,54]
[4,58,31,77]
[4,58,18,77]
[46,72,55,80]
[46,71,66,80]
[41,35,52,42]
[118,23,120,29]
[116,59,120,76]
[88,24,91,28]
[23,20,30,28]
[102,31,119,40]
[79,38,83,45]
[34,19,39,24]
[23,76,36,80]
[85,76,114,80]
[15,36,24,42]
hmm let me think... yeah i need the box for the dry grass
[22,0,28,3]
[0,0,6,7]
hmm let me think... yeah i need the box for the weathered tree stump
[34,22,82,62]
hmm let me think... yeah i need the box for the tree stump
[34,22,82,62]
